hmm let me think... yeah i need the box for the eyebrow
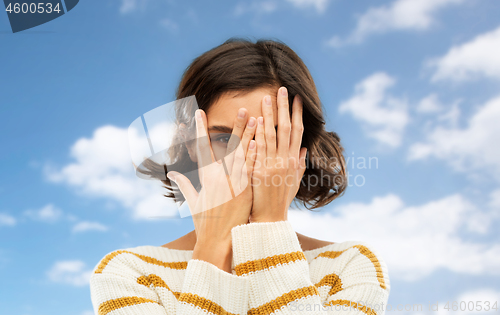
[208,125,233,133]
[207,125,279,133]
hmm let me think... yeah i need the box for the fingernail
[167,172,176,182]
[281,87,287,96]
[248,117,256,127]
[249,140,256,150]
[296,94,302,103]
[258,117,264,125]
[195,110,201,120]
[238,109,246,118]
[265,95,271,106]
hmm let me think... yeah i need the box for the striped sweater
[90,220,390,315]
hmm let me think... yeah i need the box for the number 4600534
[444,301,498,312]
[6,2,62,14]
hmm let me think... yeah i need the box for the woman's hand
[167,108,257,272]
[249,87,307,223]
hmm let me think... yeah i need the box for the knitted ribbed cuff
[181,259,250,315]
[231,220,303,266]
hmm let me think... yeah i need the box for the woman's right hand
[166,108,257,273]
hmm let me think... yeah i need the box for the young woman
[90,38,390,315]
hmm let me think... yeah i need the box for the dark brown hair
[138,37,347,210]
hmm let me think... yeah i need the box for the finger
[287,147,307,206]
[298,147,308,174]
[277,87,291,158]
[255,116,266,170]
[230,141,246,190]
[226,109,248,175]
[195,109,216,170]
[241,139,257,190]
[289,94,304,166]
[167,171,198,211]
[240,116,257,155]
[225,108,248,174]
[262,95,276,158]
[290,147,307,195]
[227,108,248,154]
[231,116,256,181]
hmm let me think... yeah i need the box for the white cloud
[234,0,329,16]
[47,260,92,286]
[44,125,179,220]
[416,94,444,114]
[409,288,500,314]
[285,0,329,13]
[120,0,136,14]
[0,213,16,226]
[119,0,148,14]
[412,289,500,315]
[23,204,62,223]
[159,18,179,33]
[436,101,461,128]
[408,96,500,180]
[72,221,108,233]
[233,1,278,16]
[446,289,500,314]
[327,0,466,47]
[338,72,409,147]
[21,204,107,232]
[289,193,500,281]
[490,189,500,208]
[428,25,500,82]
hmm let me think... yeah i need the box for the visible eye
[212,133,231,144]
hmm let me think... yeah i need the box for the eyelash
[210,126,278,143]
[213,134,231,143]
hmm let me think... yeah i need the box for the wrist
[195,233,232,248]
[250,204,288,223]
[250,214,286,223]
[193,238,233,273]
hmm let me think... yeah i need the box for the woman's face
[188,87,280,177]
[185,88,278,181]
[206,87,279,142]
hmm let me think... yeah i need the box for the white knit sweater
[90,220,390,315]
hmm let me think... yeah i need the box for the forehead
[206,87,279,130]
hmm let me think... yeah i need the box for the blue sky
[1,0,500,314]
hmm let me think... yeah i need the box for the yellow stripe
[247,285,320,315]
[98,296,160,315]
[137,274,181,299]
[315,273,343,295]
[234,251,306,276]
[315,249,347,260]
[326,299,377,315]
[94,250,187,274]
[353,245,387,290]
[314,245,387,290]
[138,274,234,315]
[178,292,238,315]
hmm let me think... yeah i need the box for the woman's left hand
[249,86,308,223]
